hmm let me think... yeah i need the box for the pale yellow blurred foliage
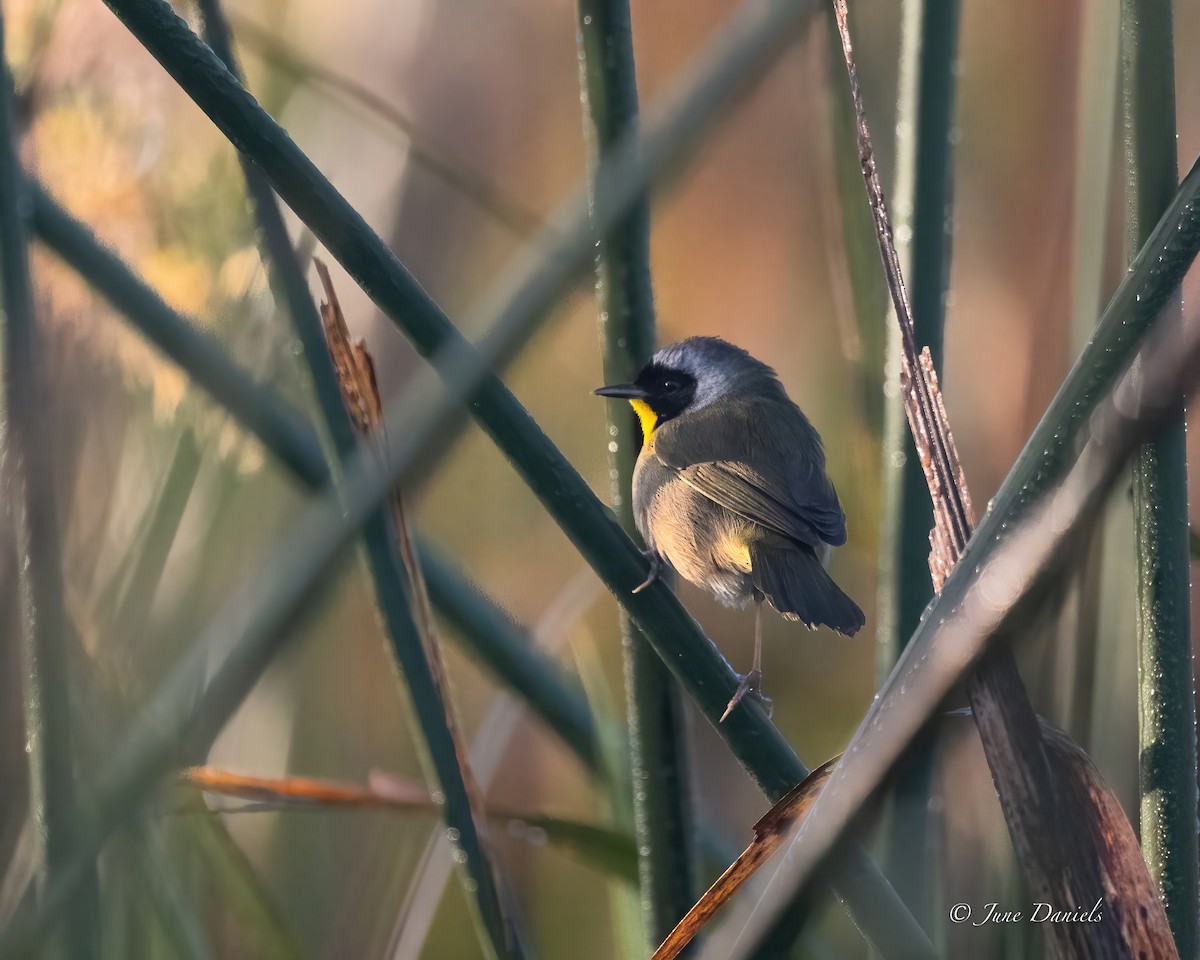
[218,245,271,302]
[4,0,50,78]
[32,247,183,423]
[216,418,267,476]
[140,245,212,316]
[31,101,150,241]
[24,45,269,470]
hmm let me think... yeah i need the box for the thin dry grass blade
[181,767,431,811]
[180,766,638,883]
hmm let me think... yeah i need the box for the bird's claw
[720,668,772,722]
[632,552,662,594]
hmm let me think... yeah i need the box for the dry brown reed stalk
[313,259,515,944]
[823,2,1173,955]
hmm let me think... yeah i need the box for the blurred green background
[4,0,1200,956]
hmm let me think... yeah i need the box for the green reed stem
[876,0,959,933]
[576,0,697,947]
[1121,1,1198,953]
[0,13,98,957]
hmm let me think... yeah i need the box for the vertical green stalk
[576,0,697,949]
[110,428,203,642]
[1060,0,1119,755]
[0,11,98,958]
[196,4,524,957]
[875,0,959,931]
[1121,1,1198,953]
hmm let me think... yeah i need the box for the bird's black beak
[594,383,650,400]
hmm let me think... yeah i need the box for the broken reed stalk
[575,0,697,946]
[650,757,840,960]
[0,12,99,958]
[1120,0,1198,953]
[313,262,524,960]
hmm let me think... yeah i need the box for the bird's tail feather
[749,543,865,636]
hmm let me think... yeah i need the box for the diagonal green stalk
[876,0,959,930]
[196,4,524,956]
[1120,1,1197,953]
[576,0,696,947]
[31,184,601,780]
[0,13,99,959]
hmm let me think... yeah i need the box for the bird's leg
[632,550,662,594]
[721,597,772,722]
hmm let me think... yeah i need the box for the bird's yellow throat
[630,398,659,444]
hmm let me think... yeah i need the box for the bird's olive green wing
[653,396,847,547]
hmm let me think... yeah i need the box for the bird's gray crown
[652,337,781,411]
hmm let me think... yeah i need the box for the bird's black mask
[595,362,698,431]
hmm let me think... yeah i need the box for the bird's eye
[660,378,680,392]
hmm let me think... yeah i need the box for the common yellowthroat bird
[596,337,865,720]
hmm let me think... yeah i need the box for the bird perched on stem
[596,337,864,720]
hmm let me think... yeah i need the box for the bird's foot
[720,668,772,722]
[632,551,662,594]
